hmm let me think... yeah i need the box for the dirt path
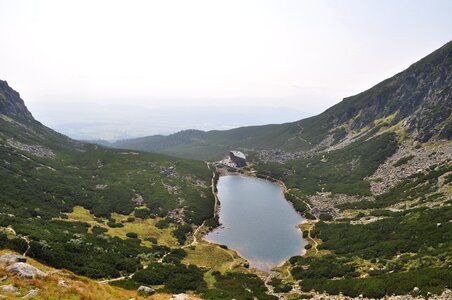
[98,275,130,284]
[5,227,30,257]
[308,227,319,254]
[22,236,30,257]
[264,273,287,300]
[187,222,204,247]
[295,123,312,145]
[210,170,220,217]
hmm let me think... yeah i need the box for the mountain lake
[205,175,306,271]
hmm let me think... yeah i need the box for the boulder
[6,262,47,279]
[0,254,26,266]
[1,284,18,293]
[137,285,155,295]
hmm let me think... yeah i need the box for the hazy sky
[1,0,451,140]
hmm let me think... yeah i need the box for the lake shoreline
[202,170,307,272]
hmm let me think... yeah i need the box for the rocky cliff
[324,41,451,142]
[0,80,35,124]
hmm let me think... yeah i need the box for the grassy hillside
[0,249,189,300]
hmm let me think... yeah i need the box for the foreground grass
[0,250,174,300]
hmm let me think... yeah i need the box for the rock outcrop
[0,284,17,293]
[21,288,39,298]
[0,254,26,265]
[0,80,35,124]
[5,262,47,279]
[137,285,155,295]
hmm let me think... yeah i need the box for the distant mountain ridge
[112,41,452,160]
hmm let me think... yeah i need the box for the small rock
[1,284,18,293]
[170,294,190,300]
[22,288,39,298]
[137,285,155,295]
[6,262,47,279]
[58,279,68,288]
[413,286,420,293]
[437,223,442,227]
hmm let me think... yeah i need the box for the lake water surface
[205,175,306,271]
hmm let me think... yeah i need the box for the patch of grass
[183,242,239,270]
[393,155,415,167]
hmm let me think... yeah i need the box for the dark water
[205,175,306,271]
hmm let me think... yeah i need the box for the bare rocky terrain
[369,141,452,195]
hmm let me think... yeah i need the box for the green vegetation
[173,224,193,244]
[339,164,451,210]
[132,262,206,293]
[0,95,216,283]
[319,213,333,221]
[269,277,292,293]
[0,216,147,278]
[313,207,451,259]
[126,232,138,239]
[291,255,359,280]
[300,267,451,298]
[203,272,277,300]
[289,163,452,297]
[256,133,398,197]
[393,154,415,167]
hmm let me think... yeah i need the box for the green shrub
[126,232,138,239]
[319,213,333,221]
[393,155,415,167]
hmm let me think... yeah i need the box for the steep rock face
[320,41,452,141]
[310,42,452,142]
[0,80,35,123]
[0,80,81,152]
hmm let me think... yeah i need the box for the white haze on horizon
[1,0,451,140]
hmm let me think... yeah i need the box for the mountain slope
[1,40,451,299]
[113,41,452,160]
[0,81,282,299]
[0,80,216,280]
